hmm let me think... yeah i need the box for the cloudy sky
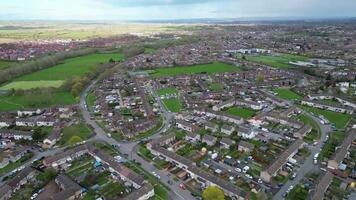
[1,0,355,21]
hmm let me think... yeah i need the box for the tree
[202,186,225,200]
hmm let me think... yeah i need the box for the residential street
[80,80,195,200]
[273,111,331,200]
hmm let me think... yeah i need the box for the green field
[144,48,157,54]
[15,53,124,81]
[209,83,224,91]
[225,107,256,119]
[148,62,240,77]
[0,80,64,90]
[0,60,16,70]
[162,98,182,112]
[0,92,77,112]
[243,54,308,68]
[58,123,92,146]
[298,114,321,143]
[301,106,351,129]
[273,88,303,100]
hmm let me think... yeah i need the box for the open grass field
[301,106,351,129]
[225,107,256,119]
[0,60,16,70]
[15,53,124,81]
[273,88,303,100]
[157,88,178,96]
[298,114,321,143]
[58,123,92,146]
[0,80,64,90]
[148,62,240,77]
[209,83,224,91]
[0,53,124,91]
[0,92,77,112]
[162,98,182,112]
[243,54,308,68]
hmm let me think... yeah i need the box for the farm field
[242,54,308,68]
[0,92,76,112]
[301,106,351,129]
[273,88,303,100]
[225,107,256,119]
[0,80,64,90]
[148,62,240,77]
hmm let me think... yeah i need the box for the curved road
[81,80,195,200]
[273,111,331,200]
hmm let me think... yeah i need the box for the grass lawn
[156,88,178,96]
[320,131,345,160]
[225,107,256,119]
[286,184,309,200]
[300,106,351,129]
[0,92,77,112]
[162,98,182,112]
[144,48,157,54]
[209,83,224,91]
[86,90,96,112]
[273,88,303,100]
[14,53,124,81]
[243,54,308,68]
[58,123,92,146]
[148,62,240,77]
[297,114,321,143]
[100,182,126,199]
[0,60,16,70]
[0,80,64,90]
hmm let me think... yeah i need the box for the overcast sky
[1,0,355,21]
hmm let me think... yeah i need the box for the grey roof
[265,139,304,175]
[202,135,217,142]
[151,144,246,198]
[0,129,32,137]
[122,183,153,200]
[52,174,82,200]
[7,166,34,188]
[220,138,235,146]
[331,129,356,164]
[311,172,334,200]
[238,141,254,150]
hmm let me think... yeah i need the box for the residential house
[0,129,33,141]
[220,138,235,149]
[221,125,235,135]
[185,133,201,143]
[176,119,198,133]
[204,122,219,133]
[238,141,255,153]
[51,174,83,200]
[202,135,217,146]
[17,109,43,117]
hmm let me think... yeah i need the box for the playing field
[162,98,182,112]
[148,62,240,77]
[0,80,64,90]
[157,88,178,96]
[244,54,308,68]
[225,107,256,119]
[273,88,303,100]
[301,106,351,129]
[0,92,77,112]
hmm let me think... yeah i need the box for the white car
[235,168,242,173]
